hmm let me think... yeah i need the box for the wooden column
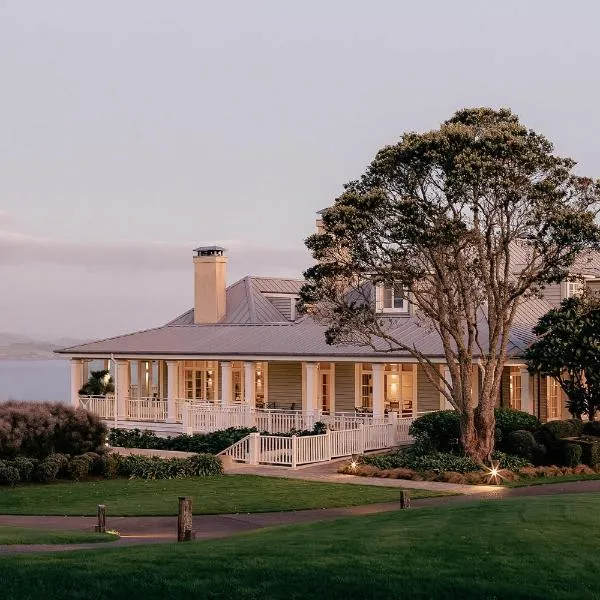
[178,496,193,542]
[304,363,318,425]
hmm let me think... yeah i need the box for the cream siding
[417,364,440,413]
[541,283,563,307]
[268,362,302,410]
[334,362,355,412]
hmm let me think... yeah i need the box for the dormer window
[566,280,584,298]
[376,283,409,314]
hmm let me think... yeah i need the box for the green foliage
[582,421,600,437]
[556,442,583,467]
[99,453,121,479]
[539,419,584,443]
[67,457,91,481]
[108,427,256,454]
[0,462,20,486]
[12,457,35,482]
[494,409,540,436]
[570,438,600,468]
[362,448,480,474]
[117,454,222,480]
[525,296,600,419]
[409,411,460,453]
[79,369,115,396]
[490,451,531,471]
[504,430,547,463]
[33,459,61,483]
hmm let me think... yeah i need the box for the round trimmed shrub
[494,408,540,436]
[0,464,20,486]
[504,430,546,463]
[33,459,61,483]
[99,453,121,479]
[12,457,35,482]
[539,419,584,442]
[67,457,91,481]
[557,442,583,467]
[408,411,461,453]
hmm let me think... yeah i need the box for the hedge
[108,427,256,454]
[0,401,107,459]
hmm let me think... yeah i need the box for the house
[57,214,600,436]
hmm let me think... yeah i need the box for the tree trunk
[460,407,495,463]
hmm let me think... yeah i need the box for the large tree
[525,294,600,420]
[300,107,600,462]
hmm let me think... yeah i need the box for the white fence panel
[218,434,251,462]
[329,428,363,458]
[127,398,167,422]
[79,395,115,419]
[296,434,330,465]
[259,435,293,466]
[396,418,414,443]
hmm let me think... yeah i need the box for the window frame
[376,282,410,314]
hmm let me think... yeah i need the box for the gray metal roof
[57,271,553,359]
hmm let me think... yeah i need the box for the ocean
[0,360,70,402]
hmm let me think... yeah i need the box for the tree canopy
[79,370,114,396]
[525,295,600,420]
[301,107,600,461]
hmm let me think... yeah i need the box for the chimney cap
[193,245,227,257]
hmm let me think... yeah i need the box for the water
[0,360,70,402]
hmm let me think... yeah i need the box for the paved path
[3,478,600,556]
[224,460,500,494]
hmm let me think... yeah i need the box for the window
[566,280,584,299]
[231,361,244,402]
[547,378,562,420]
[509,368,522,410]
[182,361,217,401]
[376,283,409,313]
[317,363,333,413]
[359,363,373,409]
[255,362,267,406]
[384,364,415,416]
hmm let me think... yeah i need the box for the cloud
[0,229,311,277]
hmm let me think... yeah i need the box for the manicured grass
[506,473,600,487]
[0,475,443,516]
[0,525,117,545]
[2,494,600,599]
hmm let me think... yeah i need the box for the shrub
[12,457,35,482]
[187,453,223,476]
[33,458,61,483]
[99,453,121,479]
[571,438,600,468]
[0,401,107,459]
[491,451,530,471]
[117,454,223,480]
[494,408,540,436]
[67,457,91,481]
[0,463,20,486]
[538,419,584,443]
[556,442,583,467]
[582,421,600,437]
[504,430,546,463]
[362,448,480,473]
[108,427,256,455]
[408,411,460,453]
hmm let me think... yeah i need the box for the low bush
[67,456,91,481]
[0,401,107,459]
[99,453,121,479]
[13,457,36,482]
[494,408,540,436]
[362,448,480,474]
[555,442,583,467]
[117,453,223,480]
[0,462,20,486]
[582,421,600,437]
[33,459,61,483]
[491,451,530,471]
[409,409,541,454]
[570,438,600,468]
[538,419,584,444]
[108,427,256,454]
[504,430,547,463]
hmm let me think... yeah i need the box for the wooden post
[95,504,106,533]
[400,490,411,510]
[178,496,193,542]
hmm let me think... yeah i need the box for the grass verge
[0,475,445,516]
[1,493,599,599]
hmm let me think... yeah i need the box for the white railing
[126,397,168,421]
[219,422,410,468]
[254,409,315,433]
[79,395,115,418]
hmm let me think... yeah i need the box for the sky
[1,0,600,340]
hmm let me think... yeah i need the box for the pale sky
[1,0,599,340]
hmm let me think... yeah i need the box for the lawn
[0,475,442,516]
[0,525,117,545]
[1,493,599,599]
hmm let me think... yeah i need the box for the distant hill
[0,333,90,360]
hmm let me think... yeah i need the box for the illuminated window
[183,361,217,401]
[384,364,415,416]
[509,368,522,410]
[547,378,562,420]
